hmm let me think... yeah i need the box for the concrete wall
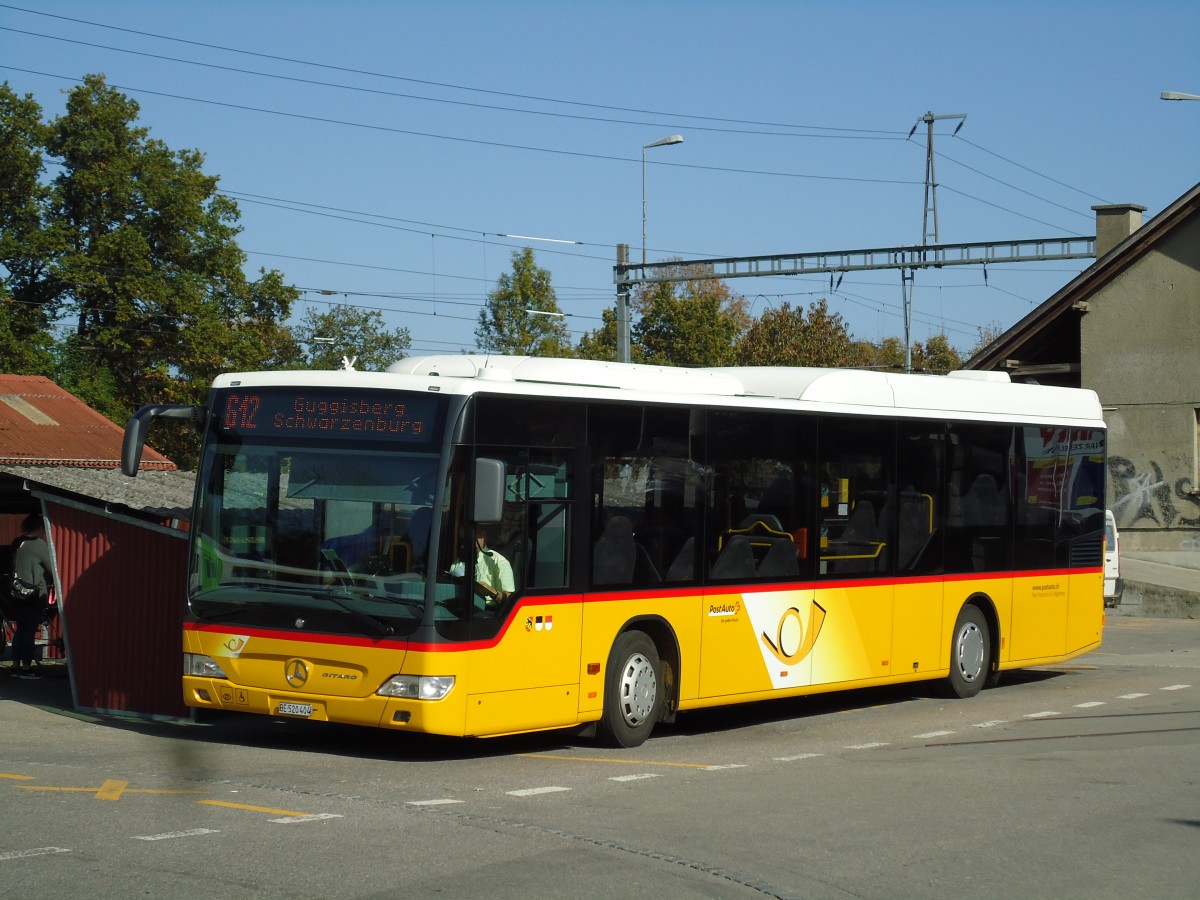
[1082,211,1200,556]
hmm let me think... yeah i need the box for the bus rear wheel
[947,605,990,699]
[598,631,661,748]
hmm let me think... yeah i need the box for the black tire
[947,605,991,699]
[597,631,661,748]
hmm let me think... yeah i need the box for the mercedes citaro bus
[123,356,1107,747]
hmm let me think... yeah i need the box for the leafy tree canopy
[0,75,306,466]
[292,303,411,371]
[733,298,857,367]
[632,263,749,367]
[475,247,571,357]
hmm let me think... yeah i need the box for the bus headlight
[184,653,228,679]
[377,675,455,700]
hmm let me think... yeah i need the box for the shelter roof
[0,375,175,470]
[0,465,195,520]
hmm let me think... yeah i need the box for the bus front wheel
[947,605,991,699]
[598,631,662,748]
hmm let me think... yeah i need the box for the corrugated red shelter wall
[48,501,188,718]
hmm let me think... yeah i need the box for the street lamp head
[1161,91,1200,101]
[643,134,684,150]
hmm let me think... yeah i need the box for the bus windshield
[190,439,442,638]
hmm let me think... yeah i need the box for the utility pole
[904,111,966,371]
[616,243,631,364]
[910,111,966,246]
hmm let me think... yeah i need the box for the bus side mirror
[472,457,506,524]
[122,404,208,476]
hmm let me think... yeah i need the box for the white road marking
[1161,684,1191,691]
[773,753,823,761]
[0,848,71,860]
[270,813,344,824]
[912,730,955,739]
[406,798,465,806]
[844,742,889,750]
[1024,711,1061,719]
[507,786,571,797]
[1118,693,1149,699]
[703,764,749,770]
[973,720,1008,728]
[609,774,662,782]
[134,829,219,842]
[1074,701,1105,708]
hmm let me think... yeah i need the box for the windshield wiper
[320,590,395,636]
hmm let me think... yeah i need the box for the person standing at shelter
[10,513,54,679]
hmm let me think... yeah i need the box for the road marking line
[1161,684,1191,691]
[507,786,570,797]
[609,774,662,782]
[270,813,344,824]
[844,742,889,750]
[197,799,309,817]
[703,763,749,770]
[1024,711,1061,719]
[913,731,955,739]
[773,753,823,761]
[134,829,219,842]
[0,773,35,781]
[517,754,713,769]
[406,798,465,806]
[1074,701,1105,708]
[1118,693,1149,699]
[973,720,1008,728]
[96,779,128,800]
[18,784,204,799]
[0,848,70,861]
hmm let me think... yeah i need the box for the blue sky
[2,0,1197,362]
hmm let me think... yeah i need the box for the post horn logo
[761,601,827,666]
[285,658,310,688]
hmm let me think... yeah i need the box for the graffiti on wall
[1108,457,1200,528]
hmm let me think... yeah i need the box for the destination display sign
[213,389,441,443]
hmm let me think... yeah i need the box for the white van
[1104,510,1123,608]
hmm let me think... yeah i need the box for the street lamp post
[642,134,683,265]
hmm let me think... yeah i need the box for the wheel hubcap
[956,622,985,682]
[619,652,657,726]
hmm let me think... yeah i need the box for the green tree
[292,303,412,370]
[733,298,857,367]
[914,332,963,374]
[0,75,300,461]
[632,264,748,367]
[0,83,56,372]
[475,247,571,357]
[968,319,1006,359]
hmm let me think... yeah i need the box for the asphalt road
[2,616,1198,899]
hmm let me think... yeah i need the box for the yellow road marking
[18,784,204,799]
[198,799,310,817]
[0,773,36,781]
[517,754,715,769]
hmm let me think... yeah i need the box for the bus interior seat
[896,492,933,570]
[664,537,695,582]
[592,515,636,585]
[633,543,661,584]
[740,513,784,532]
[962,474,1006,527]
[841,501,877,544]
[756,537,799,579]
[710,535,756,580]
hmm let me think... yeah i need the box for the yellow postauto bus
[123,356,1107,748]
